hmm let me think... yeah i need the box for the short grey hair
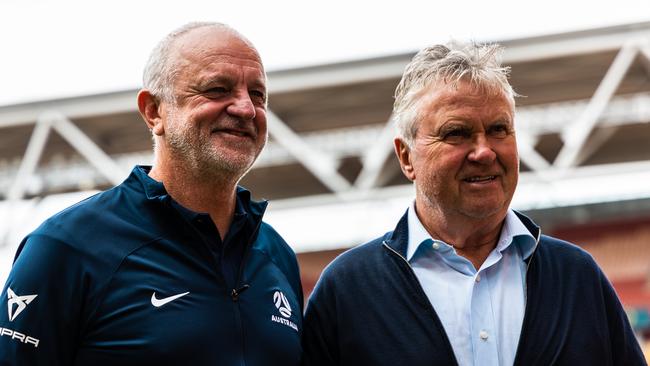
[142,21,235,102]
[393,41,516,147]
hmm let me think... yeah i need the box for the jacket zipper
[232,218,263,300]
[230,216,264,366]
[382,241,460,365]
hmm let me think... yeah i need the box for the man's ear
[394,137,416,181]
[137,90,164,136]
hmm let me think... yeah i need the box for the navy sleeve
[599,268,648,365]
[0,234,88,366]
[302,266,339,366]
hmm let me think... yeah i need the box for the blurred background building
[1,21,649,357]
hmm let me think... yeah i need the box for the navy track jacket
[303,211,647,366]
[0,166,303,365]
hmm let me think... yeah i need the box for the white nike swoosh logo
[151,291,190,307]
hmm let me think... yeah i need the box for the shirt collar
[497,209,537,259]
[406,201,537,262]
[406,201,435,261]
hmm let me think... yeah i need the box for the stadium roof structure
[1,21,650,257]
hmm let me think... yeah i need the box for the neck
[149,155,239,240]
[415,201,505,270]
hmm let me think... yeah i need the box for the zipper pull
[231,284,250,301]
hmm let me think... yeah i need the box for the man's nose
[227,91,256,120]
[468,134,497,163]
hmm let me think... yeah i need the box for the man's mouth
[211,128,253,138]
[463,175,497,183]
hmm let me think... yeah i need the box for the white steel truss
[555,40,642,169]
[1,111,129,246]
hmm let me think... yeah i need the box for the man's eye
[488,124,510,138]
[249,90,266,102]
[442,128,471,142]
[204,87,229,97]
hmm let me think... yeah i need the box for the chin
[209,148,256,167]
[460,202,508,220]
[215,160,254,176]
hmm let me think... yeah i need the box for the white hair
[393,41,516,147]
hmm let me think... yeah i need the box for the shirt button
[479,330,489,341]
[432,242,440,250]
[475,274,481,282]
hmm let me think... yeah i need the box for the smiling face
[395,79,519,224]
[159,26,267,179]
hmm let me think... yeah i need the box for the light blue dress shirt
[407,203,537,366]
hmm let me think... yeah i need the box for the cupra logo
[273,290,292,318]
[7,288,37,322]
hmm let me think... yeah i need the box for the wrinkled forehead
[418,79,514,110]
[426,76,512,100]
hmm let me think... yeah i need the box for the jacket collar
[512,210,541,243]
[128,165,268,220]
[130,165,166,200]
[235,186,268,224]
[383,210,410,258]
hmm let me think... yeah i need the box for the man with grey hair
[0,22,303,365]
[302,41,645,365]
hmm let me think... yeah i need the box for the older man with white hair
[302,41,646,366]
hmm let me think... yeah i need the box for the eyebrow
[196,75,232,88]
[196,75,266,91]
[247,77,267,91]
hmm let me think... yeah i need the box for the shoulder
[15,182,159,283]
[318,233,390,284]
[24,188,115,257]
[34,184,126,242]
[254,222,300,277]
[32,181,158,253]
[255,222,297,260]
[531,234,610,289]
[307,233,394,316]
[536,234,600,268]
